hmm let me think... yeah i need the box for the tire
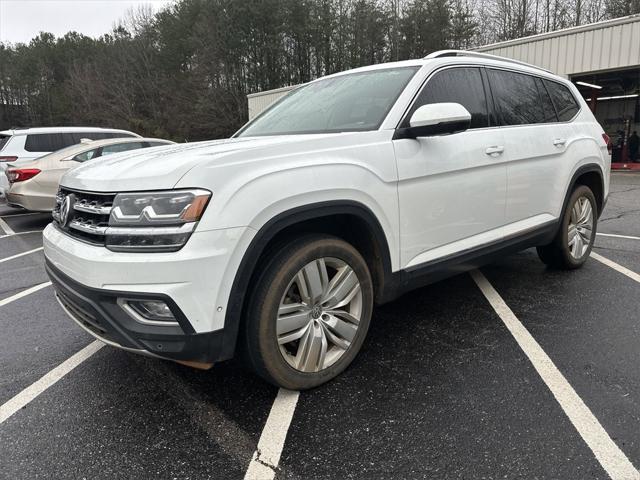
[536,185,597,269]
[242,234,374,390]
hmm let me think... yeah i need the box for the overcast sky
[0,0,174,44]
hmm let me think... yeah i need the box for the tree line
[0,0,638,141]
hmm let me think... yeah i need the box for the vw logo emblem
[59,194,74,227]
[310,305,322,319]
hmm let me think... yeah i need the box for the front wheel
[243,235,374,390]
[537,185,597,269]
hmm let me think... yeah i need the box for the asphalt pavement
[0,172,639,479]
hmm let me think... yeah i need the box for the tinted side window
[73,132,108,142]
[70,132,135,143]
[147,141,171,147]
[404,67,489,129]
[535,78,558,123]
[544,80,580,121]
[25,134,63,152]
[101,142,145,156]
[488,69,547,125]
[60,133,80,148]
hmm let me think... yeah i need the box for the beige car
[5,137,174,211]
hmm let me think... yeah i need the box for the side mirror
[396,103,472,139]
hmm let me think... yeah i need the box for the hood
[59,135,333,192]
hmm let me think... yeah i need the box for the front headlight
[106,189,211,252]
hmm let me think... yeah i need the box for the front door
[394,66,508,269]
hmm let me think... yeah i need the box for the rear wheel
[536,185,597,269]
[243,235,373,390]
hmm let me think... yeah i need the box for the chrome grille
[53,188,115,245]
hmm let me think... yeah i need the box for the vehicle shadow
[1,212,52,233]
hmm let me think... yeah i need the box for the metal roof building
[474,14,640,78]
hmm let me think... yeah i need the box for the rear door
[394,66,508,269]
[487,69,577,226]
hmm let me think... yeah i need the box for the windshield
[237,66,419,137]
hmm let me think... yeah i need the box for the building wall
[474,14,640,77]
[247,85,296,120]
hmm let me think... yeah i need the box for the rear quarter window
[73,148,101,162]
[543,80,580,121]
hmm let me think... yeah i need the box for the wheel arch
[217,200,394,361]
[565,163,606,217]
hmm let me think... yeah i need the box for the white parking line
[0,230,43,239]
[0,282,52,308]
[591,252,640,284]
[244,388,300,480]
[0,212,46,218]
[0,341,103,424]
[471,269,640,480]
[597,232,640,241]
[0,216,15,235]
[0,247,44,264]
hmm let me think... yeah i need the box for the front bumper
[47,259,226,366]
[43,221,255,364]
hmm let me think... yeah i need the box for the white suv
[43,51,610,389]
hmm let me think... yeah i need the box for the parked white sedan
[5,137,174,211]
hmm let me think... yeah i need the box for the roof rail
[424,50,552,73]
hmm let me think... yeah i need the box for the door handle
[553,138,567,146]
[485,146,504,156]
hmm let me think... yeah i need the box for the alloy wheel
[276,257,363,373]
[567,195,593,259]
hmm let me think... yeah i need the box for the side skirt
[379,220,558,303]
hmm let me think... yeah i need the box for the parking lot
[0,172,639,479]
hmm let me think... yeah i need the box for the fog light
[128,300,176,322]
